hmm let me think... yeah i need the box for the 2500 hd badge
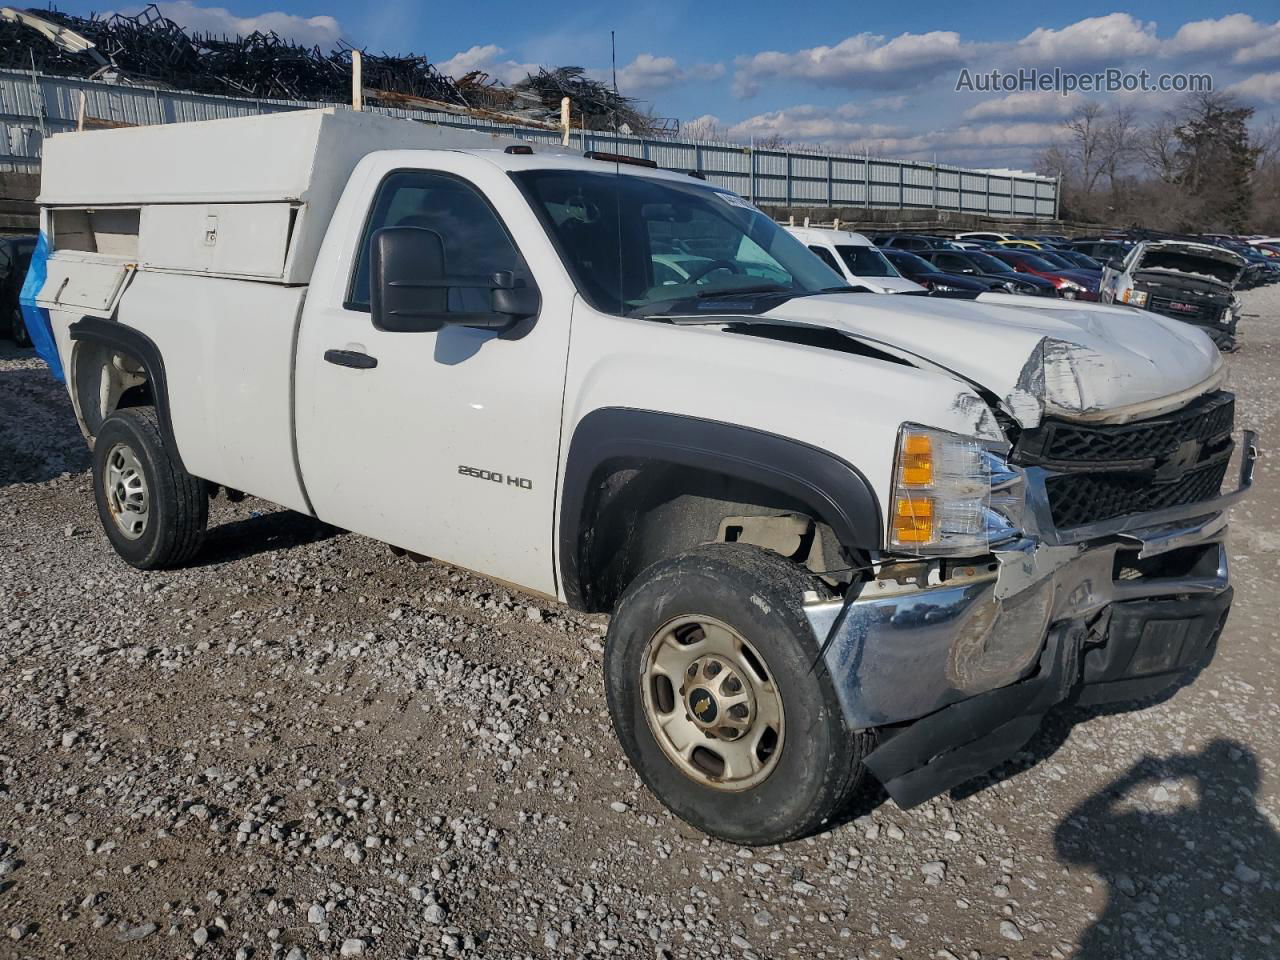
[458,465,533,490]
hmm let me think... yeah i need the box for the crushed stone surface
[2,289,1279,959]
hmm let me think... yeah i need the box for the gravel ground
[2,291,1279,960]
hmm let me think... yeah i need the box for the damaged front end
[1103,241,1247,350]
[806,391,1257,809]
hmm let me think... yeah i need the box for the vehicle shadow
[194,508,339,566]
[1053,739,1280,958]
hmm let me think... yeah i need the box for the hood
[930,272,994,291]
[1057,269,1101,290]
[1132,241,1246,288]
[864,274,928,294]
[762,292,1223,428]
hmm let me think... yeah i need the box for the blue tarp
[18,231,64,383]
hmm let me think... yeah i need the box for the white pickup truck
[36,109,1255,844]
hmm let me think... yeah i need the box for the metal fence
[2,69,1059,218]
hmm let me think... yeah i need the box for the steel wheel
[641,614,785,791]
[103,441,149,540]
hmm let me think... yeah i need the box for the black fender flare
[68,317,186,472]
[558,407,883,610]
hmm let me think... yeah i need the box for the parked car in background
[1028,234,1068,244]
[880,248,997,294]
[921,249,1058,296]
[955,231,1016,243]
[987,249,1100,300]
[997,239,1046,250]
[786,226,926,293]
[0,234,37,346]
[1101,239,1245,350]
[1064,239,1131,262]
[1050,249,1104,272]
[872,234,959,252]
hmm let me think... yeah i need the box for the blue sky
[60,1,1280,169]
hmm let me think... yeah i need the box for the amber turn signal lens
[893,495,935,543]
[899,433,934,487]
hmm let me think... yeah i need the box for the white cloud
[964,90,1084,121]
[614,54,725,95]
[734,31,979,96]
[1015,14,1159,65]
[1162,14,1280,66]
[1227,71,1280,103]
[725,103,906,144]
[1233,29,1280,67]
[436,44,538,85]
[145,1,343,47]
[1166,14,1262,56]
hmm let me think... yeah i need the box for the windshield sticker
[715,192,761,213]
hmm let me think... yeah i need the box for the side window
[936,254,966,271]
[808,245,842,273]
[348,170,527,312]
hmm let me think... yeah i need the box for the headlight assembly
[888,424,1024,556]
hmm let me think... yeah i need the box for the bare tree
[1064,101,1107,193]
[1139,114,1181,184]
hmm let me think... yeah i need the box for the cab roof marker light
[583,151,658,169]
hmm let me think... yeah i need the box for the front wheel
[604,543,873,845]
[92,408,208,569]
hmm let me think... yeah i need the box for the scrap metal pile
[0,4,663,132]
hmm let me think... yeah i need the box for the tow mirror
[371,228,541,332]
[371,226,449,333]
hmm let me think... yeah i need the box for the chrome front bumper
[806,431,1257,731]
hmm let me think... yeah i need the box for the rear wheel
[604,543,873,845]
[92,408,208,569]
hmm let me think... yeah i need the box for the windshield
[967,252,1015,274]
[1033,251,1074,268]
[512,169,844,316]
[889,251,941,274]
[1006,253,1059,271]
[835,244,897,278]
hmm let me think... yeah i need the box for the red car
[987,249,1100,301]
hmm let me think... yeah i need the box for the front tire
[604,543,873,845]
[92,408,208,569]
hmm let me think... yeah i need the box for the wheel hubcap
[103,442,149,540]
[641,615,784,791]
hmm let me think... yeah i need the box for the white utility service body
[36,109,1256,842]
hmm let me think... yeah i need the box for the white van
[786,226,926,294]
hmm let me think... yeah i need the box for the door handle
[324,349,378,370]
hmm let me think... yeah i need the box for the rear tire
[92,408,208,569]
[604,543,873,845]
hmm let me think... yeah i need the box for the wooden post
[351,50,363,111]
[561,97,571,146]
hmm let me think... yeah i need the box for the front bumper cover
[805,430,1256,808]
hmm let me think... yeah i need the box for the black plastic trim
[68,317,186,472]
[558,407,883,611]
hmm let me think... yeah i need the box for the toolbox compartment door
[138,202,295,280]
[35,254,132,319]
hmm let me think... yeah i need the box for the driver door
[294,166,572,596]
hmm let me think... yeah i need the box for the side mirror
[1106,258,1126,271]
[371,226,450,333]
[371,228,541,332]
